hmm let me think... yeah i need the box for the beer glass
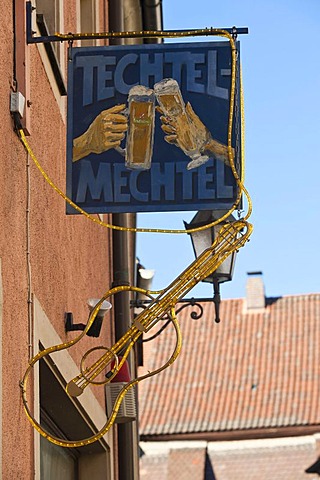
[154,78,209,169]
[125,85,155,170]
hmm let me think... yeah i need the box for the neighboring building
[139,273,320,479]
[0,1,162,479]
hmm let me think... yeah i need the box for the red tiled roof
[168,448,206,480]
[138,293,320,438]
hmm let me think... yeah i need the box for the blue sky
[137,0,320,300]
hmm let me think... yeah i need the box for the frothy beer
[154,78,209,169]
[154,78,196,154]
[126,86,155,170]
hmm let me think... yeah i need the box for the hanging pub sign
[66,41,241,214]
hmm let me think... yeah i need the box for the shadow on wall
[205,452,217,480]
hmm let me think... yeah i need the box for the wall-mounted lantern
[65,298,112,337]
[184,210,237,323]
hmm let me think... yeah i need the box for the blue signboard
[66,41,241,214]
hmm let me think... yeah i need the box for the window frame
[32,296,114,480]
[36,13,67,96]
[79,0,99,47]
[33,0,67,100]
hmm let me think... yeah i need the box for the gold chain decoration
[20,27,253,448]
[21,219,252,447]
[55,28,239,41]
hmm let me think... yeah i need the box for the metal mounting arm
[26,1,248,45]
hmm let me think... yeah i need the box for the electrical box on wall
[10,91,26,118]
[106,383,137,423]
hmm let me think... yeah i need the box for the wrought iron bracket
[131,296,218,322]
[64,312,86,332]
[64,312,103,338]
[132,296,220,343]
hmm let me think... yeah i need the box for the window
[35,0,67,96]
[33,297,114,480]
[39,357,79,479]
[40,434,77,480]
[39,356,112,479]
[79,0,98,47]
[36,0,60,56]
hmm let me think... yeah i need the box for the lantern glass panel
[185,210,237,285]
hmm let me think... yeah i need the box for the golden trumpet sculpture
[20,219,252,448]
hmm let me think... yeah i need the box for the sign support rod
[26,1,248,45]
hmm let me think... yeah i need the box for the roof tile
[139,293,320,437]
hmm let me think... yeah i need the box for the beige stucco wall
[0,1,116,478]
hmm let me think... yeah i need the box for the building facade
[139,274,320,479]
[0,1,162,478]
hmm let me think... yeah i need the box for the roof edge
[140,424,320,443]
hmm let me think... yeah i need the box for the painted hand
[157,102,232,166]
[72,104,128,162]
